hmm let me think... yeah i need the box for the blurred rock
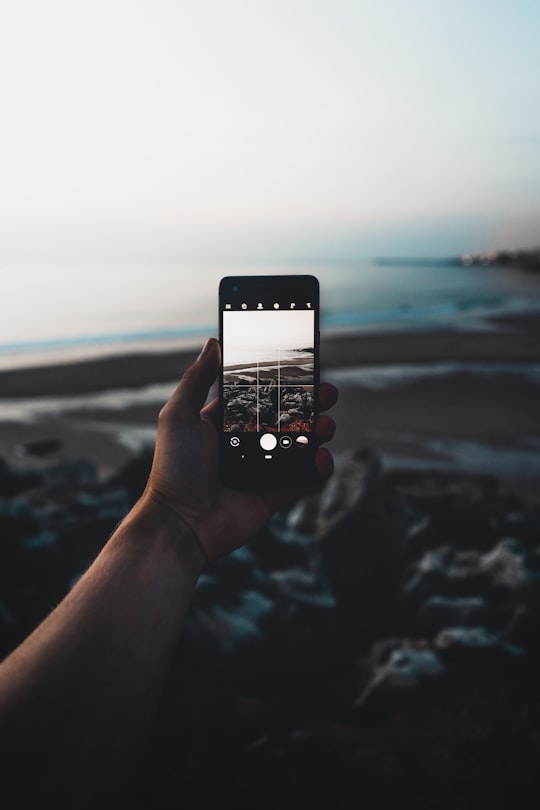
[283,449,381,540]
[43,459,98,490]
[400,535,540,649]
[106,448,154,505]
[481,537,529,591]
[15,438,62,459]
[1,445,540,808]
[354,639,445,712]
[411,595,490,636]
[184,536,341,691]
[320,454,409,652]
[435,626,525,672]
[0,499,42,544]
[0,456,43,497]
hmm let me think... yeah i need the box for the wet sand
[0,312,539,493]
[1,312,540,399]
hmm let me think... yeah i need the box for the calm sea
[1,259,540,369]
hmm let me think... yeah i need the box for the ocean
[1,259,540,369]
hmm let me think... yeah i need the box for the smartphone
[219,275,320,487]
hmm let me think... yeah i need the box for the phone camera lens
[233,285,239,292]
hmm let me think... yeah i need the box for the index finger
[319,382,338,412]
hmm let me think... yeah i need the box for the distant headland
[376,246,540,271]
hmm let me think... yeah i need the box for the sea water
[1,259,539,369]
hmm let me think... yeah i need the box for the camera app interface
[222,303,315,442]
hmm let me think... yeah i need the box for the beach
[0,311,539,494]
[1,311,540,809]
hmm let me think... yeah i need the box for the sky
[1,0,540,263]
[223,309,314,365]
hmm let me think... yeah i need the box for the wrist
[113,493,207,579]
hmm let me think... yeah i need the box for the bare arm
[0,501,204,809]
[0,338,337,809]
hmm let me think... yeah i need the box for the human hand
[144,337,337,562]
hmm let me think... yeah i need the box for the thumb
[172,338,221,416]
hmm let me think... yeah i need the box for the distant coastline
[1,251,539,373]
[376,246,540,271]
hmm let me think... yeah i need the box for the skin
[0,337,337,810]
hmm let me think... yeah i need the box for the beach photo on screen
[223,309,314,432]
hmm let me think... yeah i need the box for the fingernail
[197,338,213,362]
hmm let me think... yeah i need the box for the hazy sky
[2,0,539,262]
[223,310,314,365]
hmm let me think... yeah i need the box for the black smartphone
[219,275,320,487]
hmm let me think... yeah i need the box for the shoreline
[1,312,540,399]
[0,313,539,495]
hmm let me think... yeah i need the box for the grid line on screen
[222,334,315,433]
[277,348,280,428]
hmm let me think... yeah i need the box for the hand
[144,337,337,562]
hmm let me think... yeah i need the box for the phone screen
[219,275,319,486]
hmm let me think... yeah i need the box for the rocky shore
[1,447,539,808]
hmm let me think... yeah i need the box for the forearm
[0,496,205,808]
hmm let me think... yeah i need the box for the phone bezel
[219,274,320,488]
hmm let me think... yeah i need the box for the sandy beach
[0,311,539,494]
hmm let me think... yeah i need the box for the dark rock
[402,538,538,623]
[21,531,56,550]
[0,499,42,545]
[480,537,529,592]
[355,639,445,711]
[435,626,525,672]
[411,595,490,637]
[184,589,279,685]
[251,521,316,570]
[107,448,153,505]
[0,457,44,497]
[284,450,380,540]
[387,470,502,557]
[274,452,401,654]
[186,537,341,692]
[210,546,260,591]
[44,459,98,489]
[3,443,540,810]
[322,499,408,653]
[16,438,62,459]
[281,494,321,537]
[55,487,130,520]
[502,592,540,663]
